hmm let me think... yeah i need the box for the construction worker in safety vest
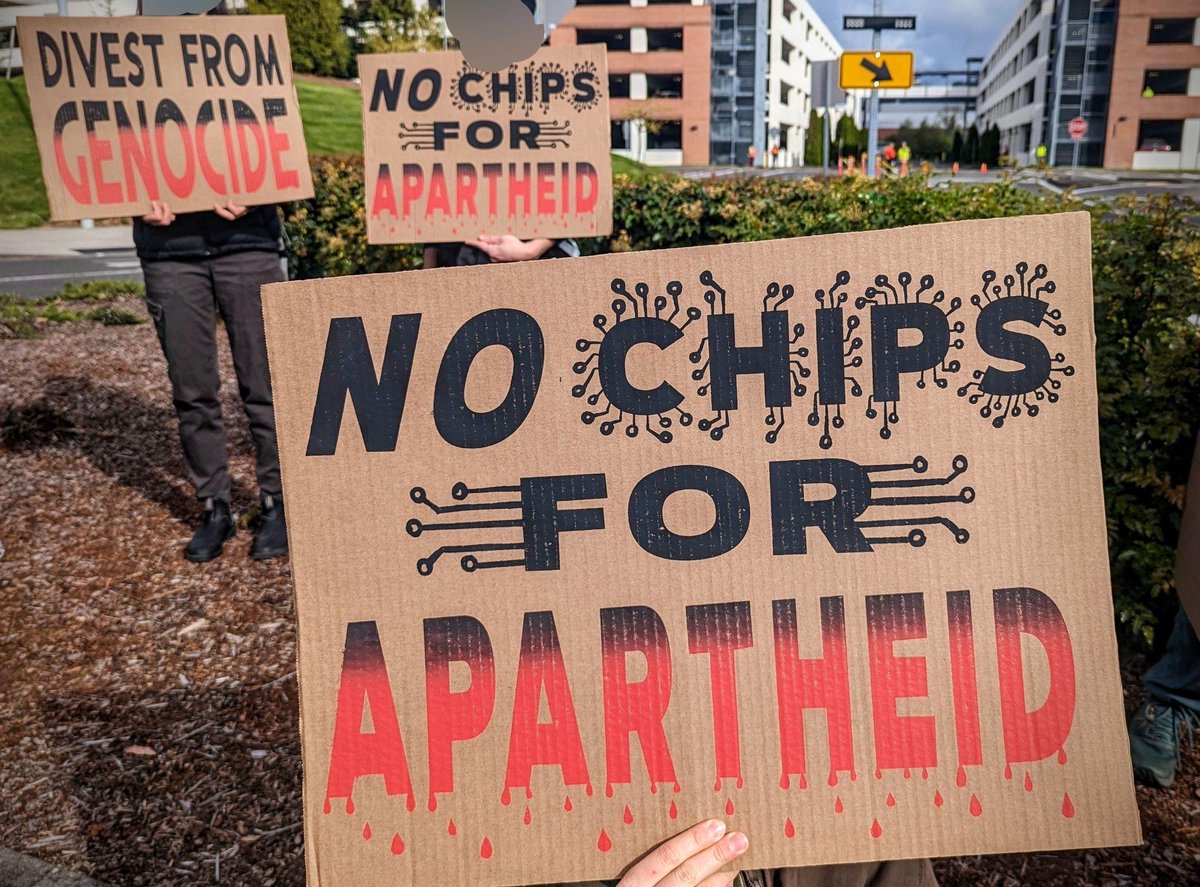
[897,141,911,177]
[1035,143,1048,167]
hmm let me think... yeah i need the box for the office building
[551,0,713,166]
[975,0,1056,165]
[1103,2,1200,169]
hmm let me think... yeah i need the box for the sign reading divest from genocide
[16,15,313,221]
[360,46,612,244]
[262,214,1140,886]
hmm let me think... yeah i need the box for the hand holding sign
[617,821,748,887]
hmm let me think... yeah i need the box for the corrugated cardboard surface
[263,214,1140,886]
[360,46,612,244]
[17,15,313,221]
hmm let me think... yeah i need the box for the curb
[0,848,105,887]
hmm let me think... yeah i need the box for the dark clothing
[430,239,580,268]
[134,206,285,261]
[566,860,936,887]
[142,249,285,503]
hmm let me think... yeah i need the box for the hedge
[282,157,1200,648]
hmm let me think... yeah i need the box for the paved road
[0,249,142,299]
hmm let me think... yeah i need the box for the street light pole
[866,0,883,177]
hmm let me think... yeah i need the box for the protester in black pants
[136,199,287,563]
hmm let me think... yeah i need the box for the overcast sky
[808,0,1021,71]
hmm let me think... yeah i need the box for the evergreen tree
[951,129,963,164]
[964,124,980,165]
[248,0,350,77]
[803,109,823,166]
[982,123,1002,166]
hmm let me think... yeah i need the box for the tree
[347,0,444,59]
[981,123,1002,166]
[964,124,980,165]
[835,113,864,160]
[803,109,823,166]
[951,129,964,164]
[247,0,350,78]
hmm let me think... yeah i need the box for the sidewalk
[0,225,133,258]
[0,848,104,886]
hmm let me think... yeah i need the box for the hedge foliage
[282,158,1200,647]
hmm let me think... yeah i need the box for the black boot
[185,498,235,563]
[251,494,288,560]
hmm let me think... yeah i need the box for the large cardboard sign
[360,46,612,244]
[16,15,313,221]
[263,214,1140,886]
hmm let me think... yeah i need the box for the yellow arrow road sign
[839,51,914,89]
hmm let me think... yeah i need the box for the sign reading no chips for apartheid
[17,15,313,221]
[360,45,612,244]
[263,214,1140,886]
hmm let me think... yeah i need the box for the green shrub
[280,163,1200,646]
[246,0,350,78]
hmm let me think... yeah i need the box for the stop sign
[1068,116,1088,140]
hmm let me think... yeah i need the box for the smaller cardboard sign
[17,15,314,221]
[360,45,612,244]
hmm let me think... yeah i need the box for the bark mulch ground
[1,305,1197,886]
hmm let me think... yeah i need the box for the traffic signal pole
[866,0,883,178]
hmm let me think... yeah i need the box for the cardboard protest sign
[16,15,313,221]
[263,213,1140,886]
[360,46,612,244]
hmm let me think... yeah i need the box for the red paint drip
[672,781,681,795]
[523,807,532,826]
[874,767,883,780]
[850,768,858,782]
[668,800,678,820]
[585,783,594,797]
[564,796,573,812]
[525,786,533,800]
[827,770,839,787]
[427,793,437,813]
[780,774,790,790]
[323,798,332,815]
[597,829,612,852]
[713,777,722,792]
[956,765,967,788]
[933,790,944,808]
[362,822,372,840]
[345,797,355,815]
[903,768,911,780]
[870,819,883,839]
[969,793,983,817]
[623,805,634,825]
[886,792,896,808]
[501,786,511,807]
[1004,762,1013,780]
[448,819,457,836]
[405,793,416,813]
[736,775,744,790]
[605,783,614,799]
[1024,772,1034,793]
[480,837,493,860]
[390,833,405,856]
[921,768,929,781]
[1062,793,1075,819]
[650,782,659,795]
[784,817,796,838]
[799,773,808,790]
[834,796,844,814]
[725,797,735,816]
[1057,747,1068,765]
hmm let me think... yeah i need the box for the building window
[647,120,683,150]
[609,74,631,98]
[646,73,683,98]
[577,29,631,51]
[1143,69,1190,96]
[611,120,630,151]
[1137,119,1184,152]
[647,28,684,51]
[1148,18,1196,44]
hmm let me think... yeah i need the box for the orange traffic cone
[980,162,988,173]
[952,162,959,175]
